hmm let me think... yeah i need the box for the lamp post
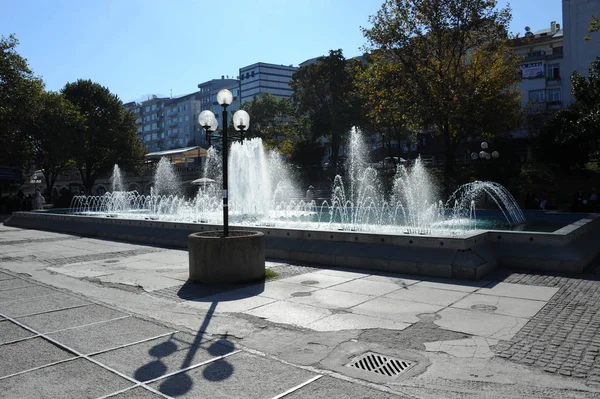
[471,141,500,162]
[196,90,249,237]
[198,110,218,147]
[233,110,250,143]
[217,89,233,236]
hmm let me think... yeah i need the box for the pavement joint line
[142,349,243,384]
[86,330,180,357]
[0,310,172,399]
[0,333,40,347]
[0,356,81,381]
[240,343,415,398]
[269,374,323,399]
[43,315,132,335]
[7,303,93,319]
[0,288,66,303]
[95,385,173,399]
[0,282,43,292]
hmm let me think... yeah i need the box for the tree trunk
[442,122,454,197]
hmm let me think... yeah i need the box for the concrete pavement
[1,222,600,398]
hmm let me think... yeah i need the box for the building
[562,0,600,104]
[196,77,240,145]
[510,21,565,112]
[238,62,298,104]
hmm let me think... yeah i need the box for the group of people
[525,188,598,212]
[2,189,45,212]
[572,188,598,212]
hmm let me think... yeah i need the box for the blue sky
[2,0,563,103]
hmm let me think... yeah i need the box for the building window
[185,115,189,121]
[547,63,560,80]
[548,88,561,103]
[529,89,545,103]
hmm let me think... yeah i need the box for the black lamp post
[216,90,233,236]
[197,90,250,238]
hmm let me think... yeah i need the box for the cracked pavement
[1,223,600,398]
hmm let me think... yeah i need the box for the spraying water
[70,129,525,235]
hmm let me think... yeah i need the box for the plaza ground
[1,222,600,398]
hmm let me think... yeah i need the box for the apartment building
[511,21,565,112]
[238,62,298,104]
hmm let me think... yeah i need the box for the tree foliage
[353,52,415,158]
[29,91,84,196]
[61,79,144,193]
[541,57,600,170]
[361,0,521,186]
[290,49,365,176]
[240,93,297,155]
[0,34,44,169]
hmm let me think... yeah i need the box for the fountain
[67,129,524,234]
[7,128,600,280]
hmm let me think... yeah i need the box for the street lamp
[233,110,250,142]
[198,110,218,147]
[217,89,233,236]
[473,141,499,161]
[196,90,249,237]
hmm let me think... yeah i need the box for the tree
[240,93,297,155]
[362,0,521,189]
[541,57,600,170]
[291,49,365,176]
[0,34,44,170]
[585,14,599,42]
[61,79,144,193]
[353,51,415,159]
[29,91,84,198]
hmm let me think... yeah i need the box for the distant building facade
[238,62,298,104]
[562,0,600,104]
[510,21,565,112]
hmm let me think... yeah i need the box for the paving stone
[285,375,399,398]
[92,332,235,381]
[0,320,35,344]
[104,387,164,398]
[16,304,127,333]
[0,293,90,317]
[48,316,175,354]
[0,285,59,303]
[494,265,600,382]
[0,358,133,399]
[0,278,35,290]
[0,272,15,281]
[149,351,316,399]
[0,337,73,377]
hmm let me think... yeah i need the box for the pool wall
[5,211,600,280]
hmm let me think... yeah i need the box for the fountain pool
[6,129,600,280]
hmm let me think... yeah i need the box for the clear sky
[1,0,563,103]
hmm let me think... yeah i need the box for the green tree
[362,0,521,189]
[0,34,44,169]
[240,93,297,155]
[541,57,600,170]
[585,14,599,42]
[29,91,84,198]
[353,51,415,159]
[291,49,365,175]
[61,79,144,193]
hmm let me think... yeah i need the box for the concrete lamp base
[188,230,265,284]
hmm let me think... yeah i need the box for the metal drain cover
[301,280,319,286]
[346,352,415,378]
